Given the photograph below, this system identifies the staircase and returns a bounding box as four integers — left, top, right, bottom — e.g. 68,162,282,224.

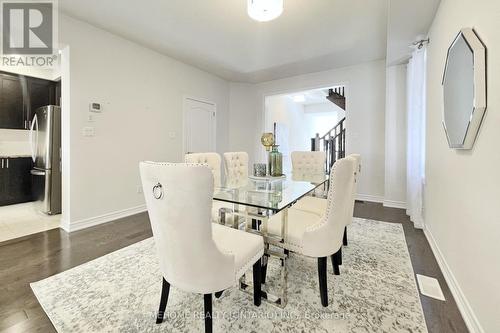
311,117,346,174
326,87,346,110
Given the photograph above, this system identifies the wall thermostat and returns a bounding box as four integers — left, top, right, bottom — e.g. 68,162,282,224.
89,103,102,113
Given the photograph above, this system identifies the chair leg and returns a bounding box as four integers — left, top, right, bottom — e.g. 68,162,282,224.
331,250,340,275
253,258,262,306
156,278,170,324
251,219,262,230
338,247,343,266
219,209,226,225
203,294,213,333
343,226,348,246
318,257,328,307
214,291,223,298
261,254,268,284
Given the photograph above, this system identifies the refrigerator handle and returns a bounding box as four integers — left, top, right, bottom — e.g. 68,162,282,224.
30,169,46,176
29,114,38,163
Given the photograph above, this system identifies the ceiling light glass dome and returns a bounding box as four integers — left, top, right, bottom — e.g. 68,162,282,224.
247,0,284,22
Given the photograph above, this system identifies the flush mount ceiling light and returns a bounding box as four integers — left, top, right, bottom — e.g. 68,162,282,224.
247,0,284,22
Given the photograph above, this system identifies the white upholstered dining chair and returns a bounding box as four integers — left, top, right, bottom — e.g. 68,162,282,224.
291,151,327,197
184,152,233,224
293,154,361,247
266,157,356,306
223,151,265,230
184,153,222,187
291,151,326,182
140,162,264,333
223,152,249,188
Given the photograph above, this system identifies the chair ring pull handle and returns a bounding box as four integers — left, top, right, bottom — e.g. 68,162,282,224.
152,183,163,199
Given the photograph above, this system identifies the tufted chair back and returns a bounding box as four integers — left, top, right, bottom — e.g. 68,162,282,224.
139,162,234,294
301,156,356,257
223,152,249,188
185,152,222,188
291,151,326,183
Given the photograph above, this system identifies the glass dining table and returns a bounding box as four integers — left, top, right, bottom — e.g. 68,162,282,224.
212,175,328,308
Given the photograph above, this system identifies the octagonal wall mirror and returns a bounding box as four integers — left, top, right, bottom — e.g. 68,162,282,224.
442,28,487,149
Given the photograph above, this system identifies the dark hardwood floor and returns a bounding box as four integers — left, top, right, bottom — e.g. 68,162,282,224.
0,202,468,332
354,202,468,333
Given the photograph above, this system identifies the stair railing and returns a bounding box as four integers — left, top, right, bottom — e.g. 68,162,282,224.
311,117,346,174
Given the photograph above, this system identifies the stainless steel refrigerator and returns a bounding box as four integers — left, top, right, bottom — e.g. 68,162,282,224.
29,105,61,215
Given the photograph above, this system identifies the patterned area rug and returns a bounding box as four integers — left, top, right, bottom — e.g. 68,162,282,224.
31,218,427,332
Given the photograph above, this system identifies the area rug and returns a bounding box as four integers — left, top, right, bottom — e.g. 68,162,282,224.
31,218,427,333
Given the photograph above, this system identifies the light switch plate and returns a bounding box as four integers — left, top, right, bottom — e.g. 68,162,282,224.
82,127,95,137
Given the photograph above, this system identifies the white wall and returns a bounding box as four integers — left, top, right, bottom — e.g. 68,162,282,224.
264,96,343,174
59,15,230,229
0,129,30,156
424,0,500,332
228,82,258,160
304,112,340,140
384,65,407,208
303,102,344,139
264,95,310,173
229,60,387,200
304,102,345,117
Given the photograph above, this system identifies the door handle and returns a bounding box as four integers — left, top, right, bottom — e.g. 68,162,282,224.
30,169,46,176
1,159,3,168
6,158,8,168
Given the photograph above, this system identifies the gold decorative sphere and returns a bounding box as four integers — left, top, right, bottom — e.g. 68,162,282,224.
261,133,275,151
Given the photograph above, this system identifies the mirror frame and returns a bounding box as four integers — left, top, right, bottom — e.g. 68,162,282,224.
442,28,487,150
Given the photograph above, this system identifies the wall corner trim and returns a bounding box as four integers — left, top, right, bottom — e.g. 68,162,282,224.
424,226,485,333
61,205,147,233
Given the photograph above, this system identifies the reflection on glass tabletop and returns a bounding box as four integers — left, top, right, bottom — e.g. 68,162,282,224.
213,175,328,212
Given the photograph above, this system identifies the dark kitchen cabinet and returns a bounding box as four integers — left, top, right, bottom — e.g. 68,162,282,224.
26,77,56,125
0,159,6,204
55,81,61,106
0,71,57,130
0,73,26,129
0,157,34,206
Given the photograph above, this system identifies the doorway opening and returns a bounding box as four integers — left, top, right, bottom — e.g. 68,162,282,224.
0,53,66,242
264,86,346,175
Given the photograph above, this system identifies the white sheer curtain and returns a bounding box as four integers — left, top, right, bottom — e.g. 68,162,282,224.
406,47,427,228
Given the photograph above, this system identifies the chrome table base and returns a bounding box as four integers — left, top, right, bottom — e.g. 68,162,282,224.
221,207,290,308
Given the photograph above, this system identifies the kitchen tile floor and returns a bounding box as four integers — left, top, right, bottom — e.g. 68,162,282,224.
0,202,60,242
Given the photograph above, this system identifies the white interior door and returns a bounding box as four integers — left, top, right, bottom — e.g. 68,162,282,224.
184,97,216,154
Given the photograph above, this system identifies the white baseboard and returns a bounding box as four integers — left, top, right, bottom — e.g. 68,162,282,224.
412,221,424,229
356,193,384,203
424,226,484,333
61,204,147,232
383,199,407,209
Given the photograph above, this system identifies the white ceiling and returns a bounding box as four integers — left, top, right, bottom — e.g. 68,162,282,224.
59,0,440,82
386,0,441,65
59,0,388,82
287,88,330,105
